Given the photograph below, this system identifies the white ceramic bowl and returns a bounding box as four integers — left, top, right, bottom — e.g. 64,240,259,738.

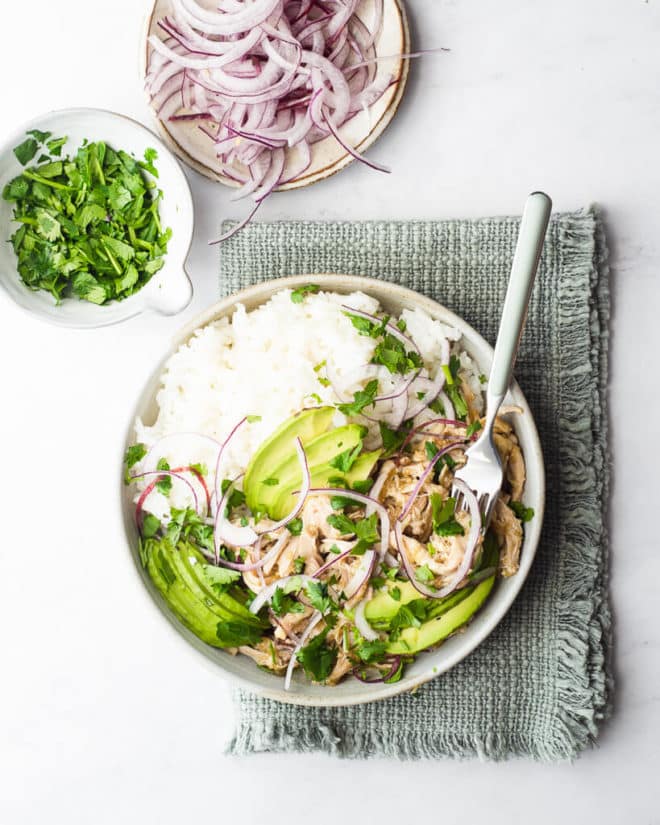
0,108,194,328
121,274,545,706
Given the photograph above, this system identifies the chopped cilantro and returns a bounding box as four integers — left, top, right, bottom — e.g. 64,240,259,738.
356,639,388,663
141,513,161,538
415,564,435,583
201,565,241,590
220,479,246,512
396,319,407,332
123,442,147,484
3,135,170,304
428,397,445,415
379,421,408,456
479,373,488,384
466,420,482,438
307,393,322,404
262,477,279,486
430,493,465,537
189,462,208,477
290,283,320,303
306,581,335,614
297,629,337,682
509,501,535,522
293,557,306,574
271,586,305,617
390,586,401,601
371,333,423,376
329,441,363,473
425,440,439,461
327,513,355,535
337,379,379,417
286,518,303,536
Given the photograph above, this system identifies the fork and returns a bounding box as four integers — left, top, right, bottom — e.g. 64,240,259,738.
452,191,552,525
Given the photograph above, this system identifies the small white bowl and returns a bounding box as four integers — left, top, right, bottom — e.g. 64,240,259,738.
120,274,545,707
0,108,194,328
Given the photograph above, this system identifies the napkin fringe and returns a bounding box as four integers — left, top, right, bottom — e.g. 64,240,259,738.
550,208,611,759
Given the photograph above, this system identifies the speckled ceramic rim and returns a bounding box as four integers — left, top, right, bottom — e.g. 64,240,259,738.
120,274,545,707
139,0,410,190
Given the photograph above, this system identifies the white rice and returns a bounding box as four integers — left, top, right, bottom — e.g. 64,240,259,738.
134,289,484,507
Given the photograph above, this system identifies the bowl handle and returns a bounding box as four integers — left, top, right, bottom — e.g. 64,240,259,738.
145,267,193,316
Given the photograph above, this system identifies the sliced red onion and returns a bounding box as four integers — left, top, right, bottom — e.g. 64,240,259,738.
306,488,390,560
254,437,310,534
285,610,323,690
398,417,470,456
353,596,379,640
344,550,376,599
214,475,258,557
213,416,248,507
131,469,201,515
146,0,407,241
322,109,390,173
394,478,482,600
353,655,401,684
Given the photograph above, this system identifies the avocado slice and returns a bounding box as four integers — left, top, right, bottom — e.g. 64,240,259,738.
146,540,265,648
244,407,335,512
177,543,266,629
147,542,226,646
250,424,365,516
269,448,382,520
365,580,474,626
385,575,496,655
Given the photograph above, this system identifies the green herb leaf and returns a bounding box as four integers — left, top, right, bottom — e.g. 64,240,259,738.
356,639,388,663
337,379,379,417
271,586,306,617
13,138,39,165
293,556,306,574
262,477,279,487
306,581,335,614
466,420,482,438
509,501,535,522
141,513,161,538
415,564,435,583
379,421,408,456
297,629,337,682
290,283,320,303
286,518,303,536
329,441,362,473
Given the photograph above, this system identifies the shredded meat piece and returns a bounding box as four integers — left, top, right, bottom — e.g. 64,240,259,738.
239,639,289,674
277,529,322,577
302,495,344,539
490,498,523,577
398,508,473,586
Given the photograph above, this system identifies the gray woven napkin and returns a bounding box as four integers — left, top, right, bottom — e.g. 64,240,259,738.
218,210,612,760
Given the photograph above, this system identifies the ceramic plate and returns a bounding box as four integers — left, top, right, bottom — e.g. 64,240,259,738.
140,0,410,189
120,274,545,707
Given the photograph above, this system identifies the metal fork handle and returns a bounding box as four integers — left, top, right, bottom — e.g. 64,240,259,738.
488,192,552,399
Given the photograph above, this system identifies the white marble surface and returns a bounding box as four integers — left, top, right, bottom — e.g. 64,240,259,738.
1,1,658,822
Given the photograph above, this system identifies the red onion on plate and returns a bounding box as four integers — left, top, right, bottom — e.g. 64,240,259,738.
145,0,413,240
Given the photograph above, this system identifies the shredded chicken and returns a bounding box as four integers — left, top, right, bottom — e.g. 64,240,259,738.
490,498,523,577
